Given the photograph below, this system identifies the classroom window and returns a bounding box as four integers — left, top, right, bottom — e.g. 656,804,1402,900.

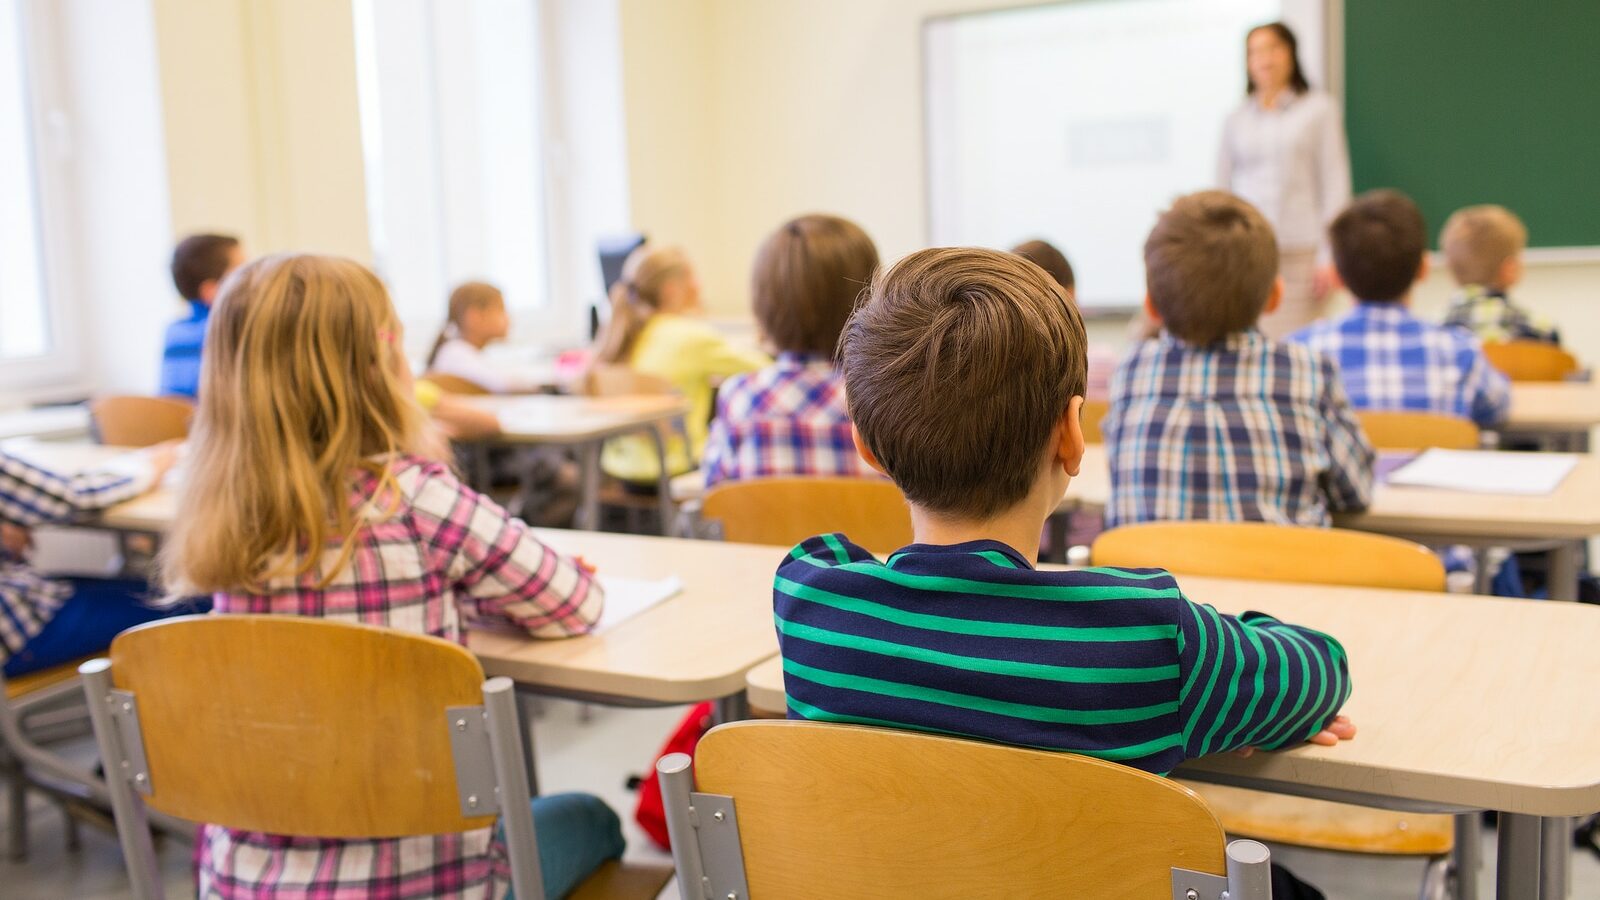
0,2,53,365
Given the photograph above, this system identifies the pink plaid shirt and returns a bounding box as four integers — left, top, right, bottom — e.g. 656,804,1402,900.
701,353,875,487
198,455,602,899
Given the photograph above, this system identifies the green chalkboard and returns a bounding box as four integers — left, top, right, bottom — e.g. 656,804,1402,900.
1344,0,1600,249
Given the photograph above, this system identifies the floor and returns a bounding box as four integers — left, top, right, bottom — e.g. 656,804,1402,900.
2,698,1596,899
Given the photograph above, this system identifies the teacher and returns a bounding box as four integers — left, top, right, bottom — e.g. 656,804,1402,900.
1217,22,1351,338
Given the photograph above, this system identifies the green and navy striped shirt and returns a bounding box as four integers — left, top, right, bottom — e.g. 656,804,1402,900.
774,534,1351,775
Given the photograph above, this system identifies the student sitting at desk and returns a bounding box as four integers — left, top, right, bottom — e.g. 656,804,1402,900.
1290,190,1511,429
425,281,549,393
159,233,244,399
774,248,1352,898
1102,191,1373,528
1440,204,1561,346
159,253,622,900
702,214,879,486
0,443,192,678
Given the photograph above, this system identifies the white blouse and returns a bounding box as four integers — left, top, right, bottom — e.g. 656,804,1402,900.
1217,89,1351,254
428,338,543,394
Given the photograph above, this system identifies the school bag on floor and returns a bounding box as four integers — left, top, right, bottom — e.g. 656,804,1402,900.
632,702,714,850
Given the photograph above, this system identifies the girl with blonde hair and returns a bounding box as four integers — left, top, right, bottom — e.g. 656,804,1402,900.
593,243,768,484
161,254,623,899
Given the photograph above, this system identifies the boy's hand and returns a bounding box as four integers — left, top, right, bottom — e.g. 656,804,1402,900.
144,440,184,484
1,523,32,558
1308,714,1357,746
1229,715,1356,758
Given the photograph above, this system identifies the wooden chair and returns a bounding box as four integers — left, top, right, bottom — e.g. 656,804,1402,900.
0,657,108,860
89,396,192,447
1482,340,1579,382
80,616,670,900
1080,399,1108,443
658,720,1272,898
701,477,913,553
1091,521,1457,894
419,372,491,395
1356,410,1480,451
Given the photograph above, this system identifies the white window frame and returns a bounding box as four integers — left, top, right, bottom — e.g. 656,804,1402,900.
0,0,87,401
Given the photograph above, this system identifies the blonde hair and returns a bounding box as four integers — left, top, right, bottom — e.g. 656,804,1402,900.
593,244,690,364
160,254,431,594
1441,205,1527,287
427,281,505,368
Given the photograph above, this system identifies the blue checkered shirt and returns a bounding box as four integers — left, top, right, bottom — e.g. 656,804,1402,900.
1102,330,1374,529
1289,302,1511,429
702,353,874,488
0,451,153,660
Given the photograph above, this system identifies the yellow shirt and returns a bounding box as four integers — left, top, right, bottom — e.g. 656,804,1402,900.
601,314,770,483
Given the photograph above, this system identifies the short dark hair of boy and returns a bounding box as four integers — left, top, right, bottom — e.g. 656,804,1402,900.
751,214,879,356
1329,189,1427,302
1143,191,1277,347
1010,239,1075,292
842,248,1087,519
171,234,242,300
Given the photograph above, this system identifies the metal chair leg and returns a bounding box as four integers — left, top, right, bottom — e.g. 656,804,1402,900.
5,755,26,860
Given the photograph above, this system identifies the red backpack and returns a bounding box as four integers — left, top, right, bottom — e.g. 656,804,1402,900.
633,702,714,849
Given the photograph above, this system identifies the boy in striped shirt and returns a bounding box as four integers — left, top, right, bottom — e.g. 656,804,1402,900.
774,248,1355,777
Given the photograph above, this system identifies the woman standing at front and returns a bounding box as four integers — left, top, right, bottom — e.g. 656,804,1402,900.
1218,22,1351,338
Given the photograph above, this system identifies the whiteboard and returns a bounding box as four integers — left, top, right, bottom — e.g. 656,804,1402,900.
924,0,1282,311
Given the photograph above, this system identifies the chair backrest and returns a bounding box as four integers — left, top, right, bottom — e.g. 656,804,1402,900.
90,396,193,447
1092,521,1446,592
1081,399,1108,443
100,615,497,837
583,363,677,398
420,372,491,396
1482,340,1579,382
701,477,913,552
677,720,1234,897
1355,410,1480,450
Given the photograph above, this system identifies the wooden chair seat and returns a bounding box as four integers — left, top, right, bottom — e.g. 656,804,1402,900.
566,859,675,900
1482,340,1579,382
700,477,912,553
420,372,491,395
1179,783,1453,856
1355,410,1479,451
1081,399,1108,443
89,396,193,447
5,657,97,700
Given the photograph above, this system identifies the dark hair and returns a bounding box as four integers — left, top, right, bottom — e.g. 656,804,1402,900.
1329,190,1428,303
1246,22,1311,95
751,214,878,357
1010,239,1075,293
1144,191,1278,346
842,248,1086,519
171,234,242,301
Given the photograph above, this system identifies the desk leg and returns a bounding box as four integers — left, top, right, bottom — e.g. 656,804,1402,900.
647,426,674,536
515,691,542,796
1497,813,1542,900
1541,817,1570,900
1455,813,1482,900
1549,543,1580,602
576,441,601,532
712,694,749,725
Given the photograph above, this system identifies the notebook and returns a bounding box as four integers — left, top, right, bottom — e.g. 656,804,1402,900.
593,574,684,633
1386,449,1579,496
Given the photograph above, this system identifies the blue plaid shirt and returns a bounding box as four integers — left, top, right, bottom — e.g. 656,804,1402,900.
702,353,874,488
0,451,153,660
159,299,210,398
1289,302,1511,429
1102,330,1374,529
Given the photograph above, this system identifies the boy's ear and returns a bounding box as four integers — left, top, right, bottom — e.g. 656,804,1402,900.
851,424,889,477
1415,252,1431,283
1058,396,1086,478
1499,254,1524,288
197,278,221,305
1142,293,1161,326
1262,276,1285,315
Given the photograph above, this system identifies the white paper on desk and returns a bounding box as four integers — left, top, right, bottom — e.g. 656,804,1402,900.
593,575,683,633
1386,449,1579,495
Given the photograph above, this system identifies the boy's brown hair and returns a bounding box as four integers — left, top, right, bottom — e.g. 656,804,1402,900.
1144,191,1277,346
1441,205,1526,288
842,248,1086,519
751,214,879,356
1011,239,1075,292
1328,189,1427,302
171,233,242,300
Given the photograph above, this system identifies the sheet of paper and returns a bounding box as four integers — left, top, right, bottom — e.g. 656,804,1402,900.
593,574,683,633
1386,449,1579,496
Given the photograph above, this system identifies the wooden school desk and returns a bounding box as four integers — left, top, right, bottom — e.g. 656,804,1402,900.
460,394,689,533
1065,444,1600,601
1503,382,1600,451
747,579,1600,899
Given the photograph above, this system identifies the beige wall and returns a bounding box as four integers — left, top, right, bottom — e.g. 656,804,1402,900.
616,0,1599,361
150,0,370,260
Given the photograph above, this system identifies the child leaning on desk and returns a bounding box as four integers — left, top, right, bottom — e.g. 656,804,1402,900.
773,248,1354,899
157,253,623,900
